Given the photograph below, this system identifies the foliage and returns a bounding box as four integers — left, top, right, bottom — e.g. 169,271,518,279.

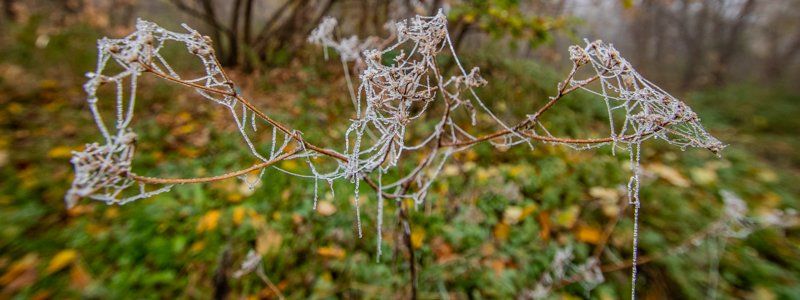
0,13,798,300
448,0,572,49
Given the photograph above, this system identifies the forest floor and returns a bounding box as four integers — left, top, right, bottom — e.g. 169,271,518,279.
0,20,798,299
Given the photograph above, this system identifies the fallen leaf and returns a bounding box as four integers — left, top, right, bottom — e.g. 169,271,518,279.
489,259,506,274
756,169,778,183
431,238,455,263
189,241,206,253
31,290,52,300
45,249,77,274
589,187,619,203
648,163,690,187
256,229,282,255
410,228,426,249
690,167,717,185
538,212,551,240
317,245,346,259
47,145,77,159
316,200,336,216
280,160,299,172
232,206,247,226
494,222,510,241
69,264,92,288
555,205,580,229
575,225,602,244
0,254,38,285
503,206,524,225
0,150,7,168
196,210,221,233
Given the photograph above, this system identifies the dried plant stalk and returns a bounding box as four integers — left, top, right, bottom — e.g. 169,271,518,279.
67,11,726,299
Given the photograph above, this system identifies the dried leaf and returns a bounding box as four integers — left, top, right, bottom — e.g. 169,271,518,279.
256,229,282,255
316,200,337,216
0,254,38,285
690,167,717,185
555,205,580,229
503,206,524,225
494,222,510,241
317,245,346,259
45,249,77,274
232,206,247,226
538,212,551,240
589,187,619,203
575,225,602,244
69,264,92,288
196,210,221,233
47,145,77,159
648,163,690,187
410,228,426,249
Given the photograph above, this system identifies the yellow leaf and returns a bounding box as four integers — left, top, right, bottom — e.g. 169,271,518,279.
521,203,538,219
226,193,244,203
104,207,119,219
280,160,299,172
190,241,206,253
494,222,510,241
47,146,76,159
196,210,221,233
648,163,690,187
317,245,346,259
555,205,580,229
232,206,247,226
620,0,634,9
172,123,197,135
46,249,77,274
575,225,603,244
410,228,426,249
506,165,527,178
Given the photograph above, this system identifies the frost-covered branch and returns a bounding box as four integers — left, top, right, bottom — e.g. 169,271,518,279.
66,10,727,299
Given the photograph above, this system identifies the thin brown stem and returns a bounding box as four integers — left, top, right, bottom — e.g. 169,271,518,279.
130,149,298,184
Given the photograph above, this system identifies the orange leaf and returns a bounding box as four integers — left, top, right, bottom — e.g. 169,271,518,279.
538,212,551,241
232,206,247,226
196,210,221,233
317,245,346,259
0,254,38,285
69,264,92,288
494,222,510,241
575,225,603,245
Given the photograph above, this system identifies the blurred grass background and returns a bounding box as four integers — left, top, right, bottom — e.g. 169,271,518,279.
1,1,799,299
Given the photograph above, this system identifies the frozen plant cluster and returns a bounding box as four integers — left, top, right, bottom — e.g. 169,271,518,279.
67,10,728,298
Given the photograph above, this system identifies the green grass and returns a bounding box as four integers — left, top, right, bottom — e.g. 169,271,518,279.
0,18,798,299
